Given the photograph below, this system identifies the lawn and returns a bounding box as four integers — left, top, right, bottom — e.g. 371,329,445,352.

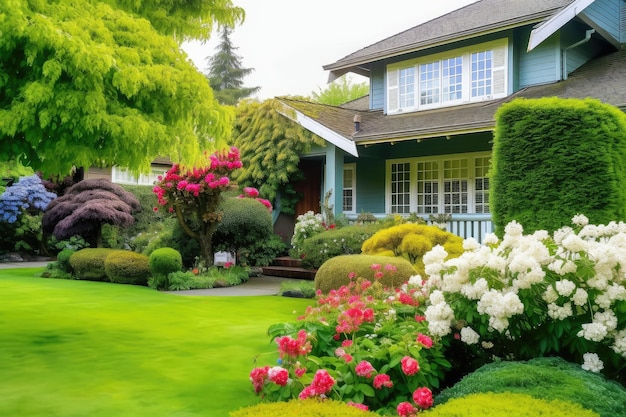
0,267,313,417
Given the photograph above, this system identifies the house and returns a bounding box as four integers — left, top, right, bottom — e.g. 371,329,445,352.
278,0,626,242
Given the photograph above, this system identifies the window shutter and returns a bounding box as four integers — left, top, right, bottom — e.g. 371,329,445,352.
387,69,399,113
492,44,507,96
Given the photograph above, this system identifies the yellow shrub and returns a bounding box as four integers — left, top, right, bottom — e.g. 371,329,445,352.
314,254,416,293
230,399,378,417
361,224,463,275
69,248,125,281
423,393,599,417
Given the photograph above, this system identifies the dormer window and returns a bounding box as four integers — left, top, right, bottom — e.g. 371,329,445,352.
387,39,508,114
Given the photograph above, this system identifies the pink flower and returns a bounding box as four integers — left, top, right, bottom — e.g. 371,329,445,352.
257,198,273,211
249,366,269,393
298,385,317,399
384,264,397,272
223,262,233,269
355,360,376,378
302,369,335,397
341,340,353,348
295,366,306,378
243,187,259,198
413,387,434,409
342,353,353,363
397,401,417,417
275,330,311,359
401,356,420,376
416,333,433,349
348,271,357,280
374,271,384,279
373,373,393,389
347,402,369,411
370,263,381,271
415,315,426,322
267,366,289,386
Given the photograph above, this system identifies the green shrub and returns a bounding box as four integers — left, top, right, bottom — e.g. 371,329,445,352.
69,248,123,281
299,223,385,269
104,251,151,286
166,271,211,291
314,254,416,293
56,249,75,273
423,392,599,417
230,399,379,417
149,247,182,277
212,197,281,266
361,223,463,275
492,97,626,235
435,357,626,417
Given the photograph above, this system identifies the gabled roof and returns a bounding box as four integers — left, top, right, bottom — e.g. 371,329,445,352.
282,48,626,148
323,0,575,80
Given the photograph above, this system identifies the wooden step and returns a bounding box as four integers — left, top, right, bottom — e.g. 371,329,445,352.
261,257,317,280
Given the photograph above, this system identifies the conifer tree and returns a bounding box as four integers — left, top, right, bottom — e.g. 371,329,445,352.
205,26,260,105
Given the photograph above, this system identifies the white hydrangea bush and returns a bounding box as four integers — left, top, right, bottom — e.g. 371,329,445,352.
290,211,326,255
423,214,626,376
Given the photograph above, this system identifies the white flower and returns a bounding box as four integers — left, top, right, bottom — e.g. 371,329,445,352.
555,279,576,297
542,286,559,304
577,322,608,342
611,329,626,357
408,274,423,287
594,310,618,332
481,341,494,349
561,233,588,253
460,278,489,300
463,238,481,251
571,288,588,306
429,290,446,306
504,220,523,237
581,352,604,373
547,302,573,320
483,233,499,245
460,327,480,345
572,214,589,227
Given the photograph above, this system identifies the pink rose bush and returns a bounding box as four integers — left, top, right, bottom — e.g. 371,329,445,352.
249,266,447,415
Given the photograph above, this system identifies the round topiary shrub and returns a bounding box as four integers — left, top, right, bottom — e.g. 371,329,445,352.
69,248,123,281
213,197,281,266
361,223,464,275
230,398,379,417
422,392,599,417
104,251,151,286
435,357,626,417
149,247,182,277
56,249,75,273
314,254,416,293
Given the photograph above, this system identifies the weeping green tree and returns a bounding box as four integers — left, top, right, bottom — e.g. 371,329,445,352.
0,0,244,177
491,97,626,234
205,26,260,106
231,98,326,214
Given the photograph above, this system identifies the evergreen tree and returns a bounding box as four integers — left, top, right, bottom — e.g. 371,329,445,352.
205,26,260,105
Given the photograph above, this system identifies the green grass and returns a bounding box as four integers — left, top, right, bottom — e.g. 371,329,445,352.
0,268,313,417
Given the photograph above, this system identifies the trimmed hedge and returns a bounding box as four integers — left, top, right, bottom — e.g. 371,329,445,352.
69,248,124,281
423,392,599,417
435,357,626,417
104,251,151,286
299,223,385,270
56,249,75,273
149,247,182,277
360,223,463,275
230,398,379,417
492,97,626,234
315,254,416,293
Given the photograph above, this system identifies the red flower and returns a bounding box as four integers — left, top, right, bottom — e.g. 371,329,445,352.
413,387,433,409
373,373,393,389
347,402,368,411
397,402,417,417
268,366,289,386
400,356,420,376
355,360,376,378
416,333,433,349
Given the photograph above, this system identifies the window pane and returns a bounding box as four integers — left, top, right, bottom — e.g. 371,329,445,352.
416,161,439,214
391,162,411,214
442,56,463,102
419,62,440,105
471,50,493,98
474,157,491,213
399,67,415,109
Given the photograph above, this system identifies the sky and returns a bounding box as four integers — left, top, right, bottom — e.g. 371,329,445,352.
182,0,477,100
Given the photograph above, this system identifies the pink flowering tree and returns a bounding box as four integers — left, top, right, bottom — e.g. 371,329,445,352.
153,147,243,266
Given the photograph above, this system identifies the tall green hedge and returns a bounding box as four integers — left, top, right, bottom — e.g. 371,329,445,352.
491,98,626,234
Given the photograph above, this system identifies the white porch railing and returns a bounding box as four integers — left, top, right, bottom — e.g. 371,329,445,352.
345,213,494,244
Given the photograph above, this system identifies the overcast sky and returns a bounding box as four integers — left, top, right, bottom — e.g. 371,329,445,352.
182,0,477,100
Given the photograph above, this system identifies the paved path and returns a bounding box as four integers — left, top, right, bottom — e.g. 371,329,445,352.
0,261,295,297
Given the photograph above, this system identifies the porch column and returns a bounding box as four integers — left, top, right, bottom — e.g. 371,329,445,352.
324,145,344,216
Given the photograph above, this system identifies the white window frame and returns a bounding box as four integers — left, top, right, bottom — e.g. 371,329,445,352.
386,39,508,114
385,152,491,215
343,163,356,214
112,166,168,186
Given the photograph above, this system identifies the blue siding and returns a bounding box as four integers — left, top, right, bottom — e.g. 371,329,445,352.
519,30,561,87
582,0,621,41
370,63,385,111
354,154,386,213
561,21,611,76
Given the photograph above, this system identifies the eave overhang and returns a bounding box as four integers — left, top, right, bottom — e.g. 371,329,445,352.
528,0,596,51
